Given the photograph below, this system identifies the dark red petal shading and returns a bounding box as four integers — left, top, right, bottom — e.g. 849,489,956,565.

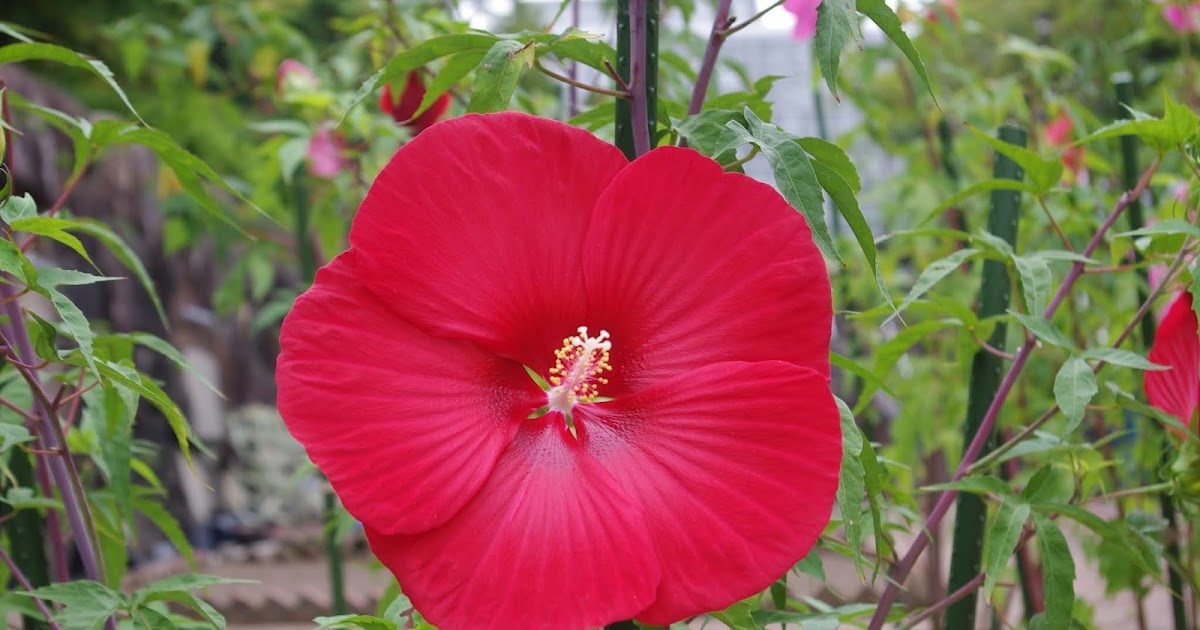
1146,291,1199,428
367,421,661,630
582,146,832,396
577,361,841,624
349,112,627,369
276,251,540,536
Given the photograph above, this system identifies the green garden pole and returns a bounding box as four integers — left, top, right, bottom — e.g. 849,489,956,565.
944,124,1027,630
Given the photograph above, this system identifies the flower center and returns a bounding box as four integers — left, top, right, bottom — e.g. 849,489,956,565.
546,326,612,415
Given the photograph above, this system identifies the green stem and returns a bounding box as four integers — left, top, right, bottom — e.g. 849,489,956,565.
614,0,658,159
291,176,346,615
1114,72,1186,630
943,124,1027,630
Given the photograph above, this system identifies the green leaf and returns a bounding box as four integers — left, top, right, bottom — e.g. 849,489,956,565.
1053,356,1097,434
855,0,935,102
809,153,892,310
544,35,618,73
797,137,861,192
893,248,981,317
1020,465,1072,505
0,42,144,124
134,498,194,567
1013,254,1052,312
410,50,487,120
859,432,889,577
22,580,124,630
710,596,759,630
134,574,255,604
674,109,745,157
0,192,37,223
966,124,1060,194
129,605,175,630
983,499,1030,603
65,218,167,326
3,487,62,510
0,423,33,453
1029,513,1075,630
124,332,223,396
0,239,29,284
94,385,134,528
1009,310,1075,349
835,396,867,578
830,352,895,398
468,40,535,113
314,615,398,630
732,110,842,265
1079,348,1166,371
344,34,501,121
1113,219,1200,240
89,121,264,231
814,0,855,99
45,286,100,376
795,548,826,580
10,217,95,267
924,475,1018,500
919,179,1040,226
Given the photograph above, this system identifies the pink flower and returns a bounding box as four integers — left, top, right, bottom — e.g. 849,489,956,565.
276,59,318,98
1041,111,1085,181
306,126,346,178
276,113,841,629
1163,2,1200,33
1146,291,1200,431
785,0,823,40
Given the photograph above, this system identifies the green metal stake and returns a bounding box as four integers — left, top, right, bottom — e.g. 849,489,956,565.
944,124,1027,630
1,448,50,630
1114,71,1187,630
291,176,347,616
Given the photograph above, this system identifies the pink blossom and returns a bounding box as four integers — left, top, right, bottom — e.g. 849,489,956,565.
306,126,347,179
276,59,318,97
1163,3,1200,33
785,0,822,40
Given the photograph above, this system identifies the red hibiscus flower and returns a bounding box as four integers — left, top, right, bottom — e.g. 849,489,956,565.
379,71,450,133
1042,111,1085,181
276,113,841,630
1146,291,1200,430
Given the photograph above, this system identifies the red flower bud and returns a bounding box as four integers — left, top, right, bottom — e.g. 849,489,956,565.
379,71,451,134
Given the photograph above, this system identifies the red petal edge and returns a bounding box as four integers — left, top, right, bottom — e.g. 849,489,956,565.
578,360,842,624
348,112,628,369
368,421,661,630
1146,291,1200,429
276,251,541,535
582,146,832,396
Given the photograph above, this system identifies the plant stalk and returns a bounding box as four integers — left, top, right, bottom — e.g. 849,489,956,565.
944,124,1026,630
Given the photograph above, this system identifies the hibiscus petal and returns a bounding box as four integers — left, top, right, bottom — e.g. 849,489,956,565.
349,112,627,368
578,360,841,624
1146,291,1200,428
583,146,832,395
277,251,541,535
368,421,661,630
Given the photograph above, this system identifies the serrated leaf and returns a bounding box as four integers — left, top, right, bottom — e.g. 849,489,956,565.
919,179,1040,226
966,124,1060,194
22,580,123,630
89,121,263,231
0,239,28,283
0,42,144,124
0,192,37,223
1113,219,1200,240
66,218,167,326
129,605,175,630
314,615,398,630
1013,254,1052,312
809,155,893,311
835,396,867,579
134,574,255,604
0,423,33,453
1054,356,1097,434
924,474,1018,499
710,597,759,630
856,0,934,102
124,332,222,396
468,40,534,113
1029,514,1075,630
674,109,745,157
733,110,842,265
544,36,618,73
1079,348,1166,371
893,248,981,317
814,0,855,99
830,352,895,398
1009,310,1075,349
45,287,99,377
3,487,61,510
134,498,194,567
343,34,501,121
410,50,487,120
797,137,861,192
983,500,1030,603
795,548,826,580
9,217,95,267
1020,465,1072,505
